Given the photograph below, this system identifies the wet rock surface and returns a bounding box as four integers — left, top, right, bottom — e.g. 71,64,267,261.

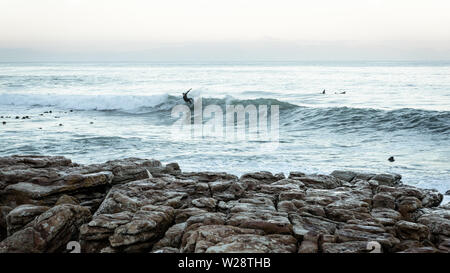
0,155,448,253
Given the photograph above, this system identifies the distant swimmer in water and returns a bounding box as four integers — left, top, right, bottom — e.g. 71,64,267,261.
182,88,193,104
322,89,326,94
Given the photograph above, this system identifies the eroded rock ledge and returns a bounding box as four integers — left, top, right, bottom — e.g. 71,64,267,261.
0,155,448,253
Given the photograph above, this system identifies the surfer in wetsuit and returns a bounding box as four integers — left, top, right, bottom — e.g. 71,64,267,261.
182,88,193,104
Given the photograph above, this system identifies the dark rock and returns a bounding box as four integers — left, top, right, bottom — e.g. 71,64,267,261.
152,222,187,251
205,234,297,253
178,171,237,183
397,196,422,218
398,246,439,253
0,206,12,240
330,170,356,182
108,205,174,250
0,157,448,253
373,193,396,209
288,171,305,179
325,199,372,222
0,204,91,253
191,198,217,211
296,175,342,189
371,208,401,226
290,214,337,239
240,171,281,184
370,173,401,186
395,220,430,241
417,208,450,237
298,232,320,253
335,227,399,248
2,171,113,207
322,241,374,253
226,197,292,234
181,225,264,253
165,162,181,174
6,204,50,236
55,195,80,206
421,189,443,207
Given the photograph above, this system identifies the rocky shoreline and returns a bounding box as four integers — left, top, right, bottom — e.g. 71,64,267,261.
0,155,448,253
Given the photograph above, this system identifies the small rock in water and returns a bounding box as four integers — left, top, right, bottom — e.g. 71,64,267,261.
388,156,395,162
90,122,94,124
70,110,73,112
2,121,6,125
59,123,63,126
15,116,19,119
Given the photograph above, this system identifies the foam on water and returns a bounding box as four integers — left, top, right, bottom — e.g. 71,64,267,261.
0,93,170,111
0,62,449,201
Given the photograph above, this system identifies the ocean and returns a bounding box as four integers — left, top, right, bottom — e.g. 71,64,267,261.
0,61,449,198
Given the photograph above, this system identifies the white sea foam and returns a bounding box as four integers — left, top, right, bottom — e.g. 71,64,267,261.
0,62,449,197
0,93,170,111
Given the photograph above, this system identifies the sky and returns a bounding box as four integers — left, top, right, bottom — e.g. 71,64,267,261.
1,0,450,61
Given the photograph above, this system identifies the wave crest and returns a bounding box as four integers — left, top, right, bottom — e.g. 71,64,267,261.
1,92,448,134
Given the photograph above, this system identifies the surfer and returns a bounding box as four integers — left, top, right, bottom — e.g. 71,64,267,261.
182,88,193,104
322,89,326,94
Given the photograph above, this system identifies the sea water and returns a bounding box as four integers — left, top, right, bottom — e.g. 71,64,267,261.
0,61,449,199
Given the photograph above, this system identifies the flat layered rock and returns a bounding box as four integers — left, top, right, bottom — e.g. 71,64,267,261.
395,220,430,241
181,225,265,253
0,155,449,253
240,171,282,184
417,208,450,237
335,228,400,249
295,175,342,189
205,234,297,253
6,204,49,236
0,155,73,168
371,208,402,226
290,214,337,239
322,241,373,253
81,205,174,252
84,158,164,184
3,171,112,204
152,222,187,251
0,206,12,240
226,197,292,234
0,204,91,253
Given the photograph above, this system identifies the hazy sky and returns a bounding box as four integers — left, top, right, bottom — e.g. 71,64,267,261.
1,0,450,61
